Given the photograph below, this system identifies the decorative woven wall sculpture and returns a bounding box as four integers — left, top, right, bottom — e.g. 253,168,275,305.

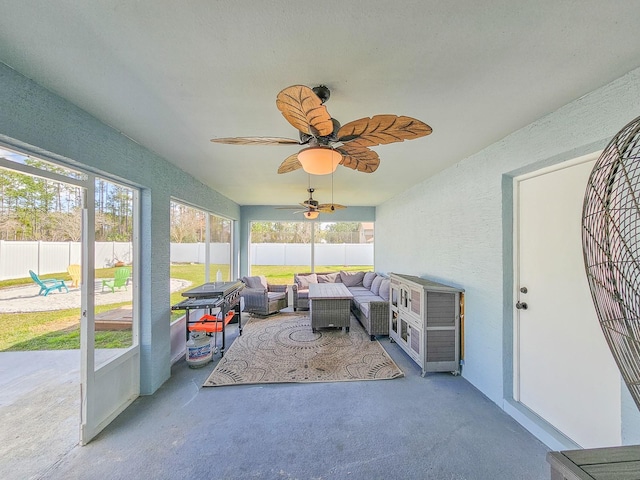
582,115,640,411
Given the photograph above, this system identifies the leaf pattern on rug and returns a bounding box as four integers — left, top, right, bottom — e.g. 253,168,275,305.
204,313,403,386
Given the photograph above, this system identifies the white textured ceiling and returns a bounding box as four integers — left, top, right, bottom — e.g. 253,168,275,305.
1,1,640,207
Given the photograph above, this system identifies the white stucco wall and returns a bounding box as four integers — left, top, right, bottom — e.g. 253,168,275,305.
376,67,640,442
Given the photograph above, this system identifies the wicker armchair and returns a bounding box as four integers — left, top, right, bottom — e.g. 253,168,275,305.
240,276,288,316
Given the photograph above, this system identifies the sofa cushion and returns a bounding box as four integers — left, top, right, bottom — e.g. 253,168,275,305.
362,271,377,289
340,270,364,287
348,286,371,295
379,279,391,301
353,294,378,309
267,292,286,301
359,302,371,317
295,273,317,288
242,275,267,290
317,272,340,283
353,293,377,305
297,289,309,299
370,275,384,295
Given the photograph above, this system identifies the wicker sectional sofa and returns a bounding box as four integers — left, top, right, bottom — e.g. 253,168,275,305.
292,270,390,340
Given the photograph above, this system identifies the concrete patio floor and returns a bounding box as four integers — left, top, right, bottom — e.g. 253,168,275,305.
0,348,123,480
0,315,552,480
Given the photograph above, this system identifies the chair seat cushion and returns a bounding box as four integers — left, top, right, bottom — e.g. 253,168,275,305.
268,292,286,301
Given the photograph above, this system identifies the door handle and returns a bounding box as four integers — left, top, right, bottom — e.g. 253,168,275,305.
516,301,528,310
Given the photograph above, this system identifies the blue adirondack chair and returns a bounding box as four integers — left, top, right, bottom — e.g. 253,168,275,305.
102,267,131,293
29,270,69,296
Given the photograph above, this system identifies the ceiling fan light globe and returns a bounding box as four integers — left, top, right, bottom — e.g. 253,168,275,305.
298,147,342,175
303,210,320,220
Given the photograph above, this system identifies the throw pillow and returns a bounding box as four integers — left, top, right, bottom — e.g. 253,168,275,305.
340,270,364,287
317,272,340,283
295,273,317,288
362,271,377,289
243,275,268,290
379,279,391,301
370,275,384,295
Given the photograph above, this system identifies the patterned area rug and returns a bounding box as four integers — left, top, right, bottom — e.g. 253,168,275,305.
204,313,403,386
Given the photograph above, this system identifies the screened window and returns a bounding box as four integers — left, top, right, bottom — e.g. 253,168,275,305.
169,201,232,317
249,221,373,284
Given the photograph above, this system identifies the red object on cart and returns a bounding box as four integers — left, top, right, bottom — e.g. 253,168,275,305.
188,310,235,333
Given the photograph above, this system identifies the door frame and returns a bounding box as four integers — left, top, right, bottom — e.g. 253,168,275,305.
510,151,604,448
80,175,140,444
512,151,600,402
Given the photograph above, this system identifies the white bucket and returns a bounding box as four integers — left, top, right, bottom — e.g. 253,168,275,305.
186,331,212,368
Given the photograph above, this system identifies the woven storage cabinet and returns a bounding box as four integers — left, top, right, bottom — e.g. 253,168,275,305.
389,273,464,376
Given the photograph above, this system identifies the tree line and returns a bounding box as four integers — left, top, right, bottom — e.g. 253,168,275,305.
1,158,365,244
1,158,133,241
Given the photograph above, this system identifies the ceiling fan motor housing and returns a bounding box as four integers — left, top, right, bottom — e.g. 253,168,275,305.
312,85,330,104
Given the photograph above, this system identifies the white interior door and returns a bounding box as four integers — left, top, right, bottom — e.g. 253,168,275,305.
514,154,622,448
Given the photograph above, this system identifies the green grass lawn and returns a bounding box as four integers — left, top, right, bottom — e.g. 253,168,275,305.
0,264,372,351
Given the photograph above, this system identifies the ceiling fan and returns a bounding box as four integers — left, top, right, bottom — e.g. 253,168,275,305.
211,84,432,175
277,188,346,219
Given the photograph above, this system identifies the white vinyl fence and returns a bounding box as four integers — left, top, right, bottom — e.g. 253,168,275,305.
249,243,373,266
0,241,373,280
170,242,231,265
0,240,134,280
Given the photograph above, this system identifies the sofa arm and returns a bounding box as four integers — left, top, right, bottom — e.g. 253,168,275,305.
241,288,267,313
367,301,389,336
241,287,267,295
267,284,288,294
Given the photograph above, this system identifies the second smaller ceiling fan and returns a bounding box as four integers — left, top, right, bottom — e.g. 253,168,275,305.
276,188,346,219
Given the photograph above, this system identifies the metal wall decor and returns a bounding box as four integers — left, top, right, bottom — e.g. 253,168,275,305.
582,115,640,411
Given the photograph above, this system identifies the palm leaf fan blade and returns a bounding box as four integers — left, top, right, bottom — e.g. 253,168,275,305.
337,115,432,147
336,144,380,173
277,153,303,174
210,137,300,145
317,204,346,213
276,85,334,136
